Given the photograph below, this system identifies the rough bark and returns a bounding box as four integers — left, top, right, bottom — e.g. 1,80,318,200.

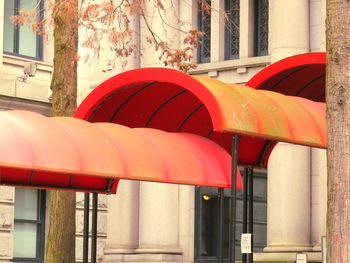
326,1,350,263
45,0,78,262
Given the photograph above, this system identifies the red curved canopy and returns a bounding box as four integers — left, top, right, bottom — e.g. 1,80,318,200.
247,52,326,101
0,111,241,193
75,67,326,167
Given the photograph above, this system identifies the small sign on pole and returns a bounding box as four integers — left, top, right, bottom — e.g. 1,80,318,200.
296,253,307,263
241,233,252,254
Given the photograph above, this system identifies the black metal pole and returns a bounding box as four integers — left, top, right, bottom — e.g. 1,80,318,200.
194,187,202,262
229,134,239,263
242,168,249,263
218,188,224,263
91,193,98,263
248,167,254,263
83,193,90,263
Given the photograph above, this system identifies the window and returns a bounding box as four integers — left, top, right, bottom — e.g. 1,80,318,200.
194,170,267,263
13,188,46,262
197,0,211,63
254,0,269,56
224,0,240,60
4,0,43,59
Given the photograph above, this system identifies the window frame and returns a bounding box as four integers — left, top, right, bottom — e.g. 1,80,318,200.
224,0,240,60
3,0,44,60
254,0,269,57
13,190,46,263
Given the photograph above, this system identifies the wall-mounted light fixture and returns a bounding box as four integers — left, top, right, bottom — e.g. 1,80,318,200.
17,62,37,82
202,195,212,201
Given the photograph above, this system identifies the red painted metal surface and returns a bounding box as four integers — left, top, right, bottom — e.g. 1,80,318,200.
75,65,326,168
0,110,241,192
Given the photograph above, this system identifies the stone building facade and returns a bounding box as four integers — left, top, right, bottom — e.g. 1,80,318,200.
0,0,327,262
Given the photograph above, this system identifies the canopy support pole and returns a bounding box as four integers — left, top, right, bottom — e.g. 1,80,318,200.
242,168,249,263
91,193,98,263
229,134,239,263
218,188,224,263
83,193,90,263
248,167,254,263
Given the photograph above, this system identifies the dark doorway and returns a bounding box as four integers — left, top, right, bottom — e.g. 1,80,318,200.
194,170,267,263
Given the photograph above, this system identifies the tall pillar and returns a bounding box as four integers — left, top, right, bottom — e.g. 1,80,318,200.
311,148,327,251
265,143,312,252
270,0,309,62
320,0,326,51
103,181,140,262
310,0,326,52
266,0,312,254
210,0,225,62
0,0,5,74
80,10,140,102
140,0,179,68
135,182,181,255
239,0,255,58
178,185,195,262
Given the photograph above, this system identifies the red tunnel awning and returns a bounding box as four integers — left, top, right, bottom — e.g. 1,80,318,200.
75,67,326,167
247,52,326,101
0,110,242,193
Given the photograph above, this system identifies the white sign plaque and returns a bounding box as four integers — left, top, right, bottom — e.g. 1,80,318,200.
241,233,252,254
296,253,307,263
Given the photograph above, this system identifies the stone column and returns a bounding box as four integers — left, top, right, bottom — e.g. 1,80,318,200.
135,182,181,255
140,0,179,67
320,0,326,51
265,143,312,252
310,0,326,52
80,7,140,103
103,180,140,262
270,0,309,62
0,0,4,73
178,185,195,262
265,0,312,254
239,0,255,58
311,148,327,251
210,0,225,62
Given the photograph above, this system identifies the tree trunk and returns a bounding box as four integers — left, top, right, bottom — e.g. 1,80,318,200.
326,1,350,263
45,0,78,262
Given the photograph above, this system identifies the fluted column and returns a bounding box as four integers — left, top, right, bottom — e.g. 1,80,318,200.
311,148,327,251
135,182,181,254
265,0,312,254
270,0,309,62
140,0,179,67
103,180,140,262
265,143,312,252
320,0,326,50
0,0,5,74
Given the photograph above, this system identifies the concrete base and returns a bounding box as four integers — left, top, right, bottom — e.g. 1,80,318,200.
135,247,182,254
313,245,322,252
254,252,322,262
264,244,313,252
103,253,182,263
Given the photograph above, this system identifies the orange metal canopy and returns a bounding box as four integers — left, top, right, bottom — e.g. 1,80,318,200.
0,110,241,193
75,67,326,168
193,77,326,148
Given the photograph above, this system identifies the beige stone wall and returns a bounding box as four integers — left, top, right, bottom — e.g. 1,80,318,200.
0,0,53,104
0,186,14,263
